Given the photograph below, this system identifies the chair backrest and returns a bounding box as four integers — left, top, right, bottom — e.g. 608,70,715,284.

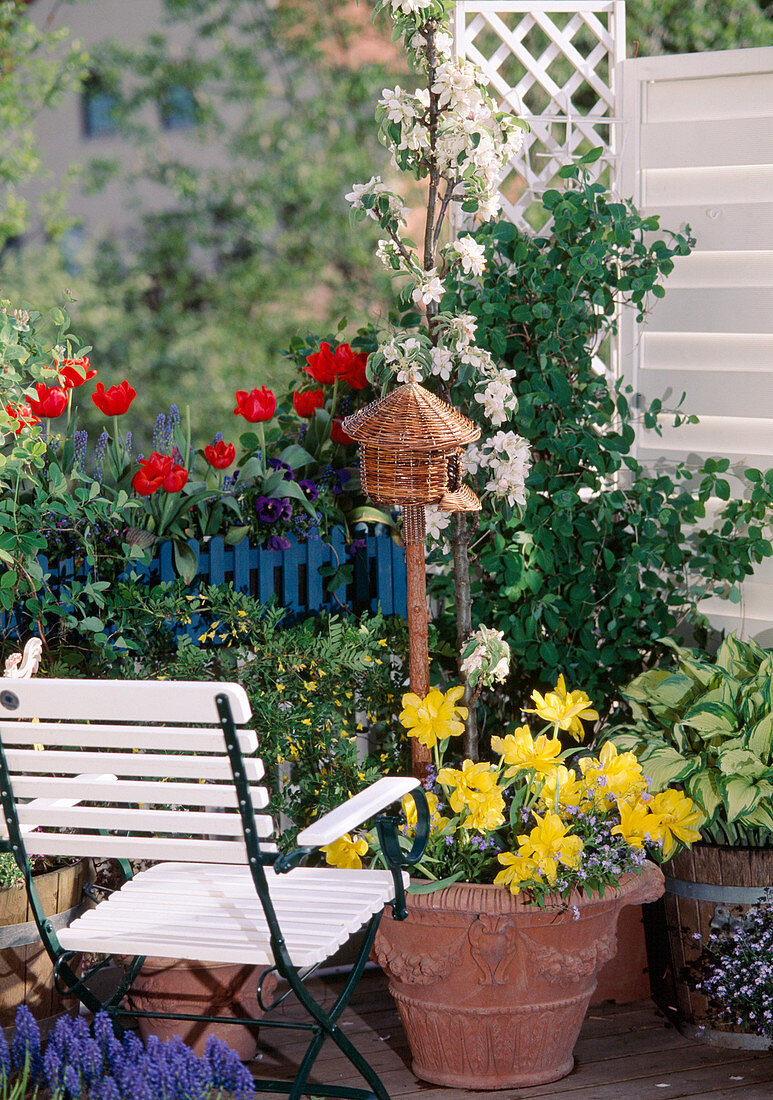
0,678,274,864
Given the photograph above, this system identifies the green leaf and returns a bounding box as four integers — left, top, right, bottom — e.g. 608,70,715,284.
681,701,738,734
407,872,464,894
746,713,773,762
275,478,318,518
224,526,250,546
639,744,695,790
722,776,760,823
347,506,398,530
173,541,199,584
686,771,722,819
279,444,315,470
718,748,767,779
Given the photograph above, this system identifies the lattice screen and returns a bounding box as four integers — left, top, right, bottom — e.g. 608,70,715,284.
452,1,626,232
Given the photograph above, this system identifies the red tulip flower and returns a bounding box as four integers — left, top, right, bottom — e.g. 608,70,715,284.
293,388,324,418
58,357,97,389
92,380,136,416
305,342,369,390
27,382,68,419
132,451,189,496
331,418,355,446
204,440,236,469
304,342,338,386
5,403,40,434
233,386,276,423
335,344,369,390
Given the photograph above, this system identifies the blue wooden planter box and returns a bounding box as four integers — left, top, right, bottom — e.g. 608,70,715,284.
40,529,407,622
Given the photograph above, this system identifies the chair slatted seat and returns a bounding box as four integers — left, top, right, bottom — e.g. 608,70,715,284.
0,677,429,1100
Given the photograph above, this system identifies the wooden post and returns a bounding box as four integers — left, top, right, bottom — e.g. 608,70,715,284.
403,504,431,778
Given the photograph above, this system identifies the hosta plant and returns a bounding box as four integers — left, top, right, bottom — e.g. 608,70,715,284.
605,633,773,846
323,675,702,905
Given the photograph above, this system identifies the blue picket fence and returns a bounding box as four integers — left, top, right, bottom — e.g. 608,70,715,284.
39,530,408,621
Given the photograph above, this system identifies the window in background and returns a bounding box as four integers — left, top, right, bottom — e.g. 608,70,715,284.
81,74,119,138
159,84,197,131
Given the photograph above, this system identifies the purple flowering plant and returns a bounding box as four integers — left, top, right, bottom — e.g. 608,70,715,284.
693,888,773,1040
0,1004,255,1099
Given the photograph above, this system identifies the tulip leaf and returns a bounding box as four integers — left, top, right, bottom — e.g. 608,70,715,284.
408,872,464,894
173,541,199,585
279,444,315,470
274,479,317,518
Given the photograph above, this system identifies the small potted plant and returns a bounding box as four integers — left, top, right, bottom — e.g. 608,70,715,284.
604,632,773,1041
322,672,701,1089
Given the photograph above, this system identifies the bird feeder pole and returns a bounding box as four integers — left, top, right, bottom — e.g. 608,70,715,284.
342,383,481,779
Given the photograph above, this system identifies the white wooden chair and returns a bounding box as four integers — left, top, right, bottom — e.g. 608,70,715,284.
0,677,429,1100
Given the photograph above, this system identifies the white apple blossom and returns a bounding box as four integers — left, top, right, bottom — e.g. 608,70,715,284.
477,191,502,222
425,505,453,542
412,269,445,306
379,85,418,126
481,431,532,508
432,59,481,111
429,345,455,382
443,313,477,350
345,176,406,224
447,235,487,277
397,364,424,384
376,239,400,270
460,345,495,373
390,0,431,14
474,368,518,427
460,625,511,689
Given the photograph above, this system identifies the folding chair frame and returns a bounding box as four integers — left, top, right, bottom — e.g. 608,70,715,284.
0,692,430,1100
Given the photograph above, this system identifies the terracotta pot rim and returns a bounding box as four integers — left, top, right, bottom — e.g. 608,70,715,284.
406,860,663,914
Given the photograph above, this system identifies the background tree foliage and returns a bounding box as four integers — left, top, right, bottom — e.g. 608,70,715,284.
627,0,773,56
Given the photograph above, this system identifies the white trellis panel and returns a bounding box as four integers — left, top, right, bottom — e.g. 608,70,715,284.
619,46,773,642
452,1,626,231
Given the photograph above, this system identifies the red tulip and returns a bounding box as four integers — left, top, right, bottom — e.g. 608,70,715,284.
5,403,40,434
335,344,369,391
331,418,354,446
293,388,324,418
132,465,165,496
27,382,68,419
233,386,276,423
204,440,236,469
92,380,136,416
58,357,97,389
304,342,338,385
163,464,189,493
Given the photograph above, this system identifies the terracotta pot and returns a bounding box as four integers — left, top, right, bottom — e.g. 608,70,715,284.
126,958,277,1060
374,861,664,1089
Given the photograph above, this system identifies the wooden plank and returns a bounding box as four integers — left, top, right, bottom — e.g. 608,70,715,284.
641,331,773,373
208,536,225,585
4,748,263,782
637,368,773,419
645,165,773,209
0,721,257,754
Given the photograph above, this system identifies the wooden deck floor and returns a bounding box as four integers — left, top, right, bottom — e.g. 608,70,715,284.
251,969,773,1100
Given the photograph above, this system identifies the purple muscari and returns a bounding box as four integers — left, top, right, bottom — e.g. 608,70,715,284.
169,404,180,426
298,424,307,443
63,1063,83,1098
255,496,292,524
117,1063,154,1100
74,429,88,469
152,412,167,451
43,1045,63,1093
213,430,223,444
319,463,334,484
298,478,319,502
267,534,292,551
92,1076,122,1100
11,1005,42,1083
205,1035,255,1098
94,430,109,482
0,1028,10,1083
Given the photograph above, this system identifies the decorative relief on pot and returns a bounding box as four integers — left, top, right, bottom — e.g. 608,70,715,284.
468,914,519,985
522,929,617,985
373,930,467,985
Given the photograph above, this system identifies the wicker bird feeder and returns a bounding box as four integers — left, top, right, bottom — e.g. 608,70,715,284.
342,383,480,777
342,382,481,513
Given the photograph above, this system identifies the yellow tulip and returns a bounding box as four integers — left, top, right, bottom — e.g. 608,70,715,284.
517,810,584,884
321,832,369,870
525,674,599,742
649,788,704,859
494,851,538,896
491,725,562,777
399,686,468,749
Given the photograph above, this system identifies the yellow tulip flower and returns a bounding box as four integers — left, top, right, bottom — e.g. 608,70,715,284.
525,674,599,742
539,765,587,812
321,832,369,870
649,789,704,859
580,742,648,810
611,799,664,850
491,725,562,777
399,686,468,749
517,810,584,884
494,851,538,896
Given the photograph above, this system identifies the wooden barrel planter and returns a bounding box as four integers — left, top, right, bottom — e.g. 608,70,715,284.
646,844,773,1049
0,859,91,1028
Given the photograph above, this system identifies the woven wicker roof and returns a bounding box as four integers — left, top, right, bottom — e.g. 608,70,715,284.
438,484,482,513
342,383,480,452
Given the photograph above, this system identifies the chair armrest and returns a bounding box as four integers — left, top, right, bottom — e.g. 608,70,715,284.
295,776,419,847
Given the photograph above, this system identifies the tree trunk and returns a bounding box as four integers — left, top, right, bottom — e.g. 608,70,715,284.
452,511,478,760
